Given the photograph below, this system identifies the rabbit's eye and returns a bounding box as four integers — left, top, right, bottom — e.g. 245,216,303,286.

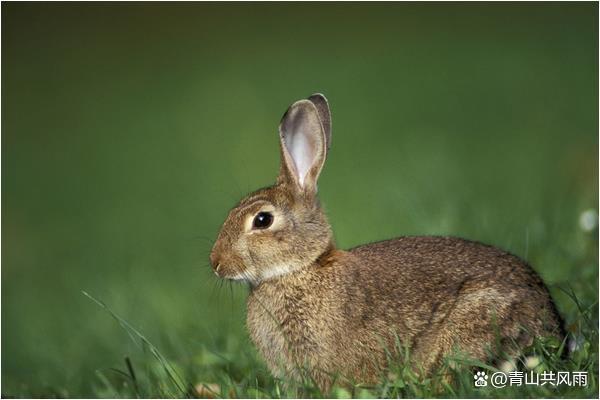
253,212,273,230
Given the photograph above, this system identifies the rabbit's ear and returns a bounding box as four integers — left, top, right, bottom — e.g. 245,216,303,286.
308,93,332,151
278,99,327,195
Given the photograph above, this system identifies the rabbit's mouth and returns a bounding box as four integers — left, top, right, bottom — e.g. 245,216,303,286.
214,263,258,283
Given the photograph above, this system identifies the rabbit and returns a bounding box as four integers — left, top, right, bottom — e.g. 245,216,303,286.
209,93,565,392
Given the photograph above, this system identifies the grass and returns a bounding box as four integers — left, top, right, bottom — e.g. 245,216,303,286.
2,2,598,398
80,284,598,399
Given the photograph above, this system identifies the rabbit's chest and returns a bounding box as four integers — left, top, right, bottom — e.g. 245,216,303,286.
246,285,330,373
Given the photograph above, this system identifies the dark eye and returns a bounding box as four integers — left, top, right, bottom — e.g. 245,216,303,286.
253,212,273,229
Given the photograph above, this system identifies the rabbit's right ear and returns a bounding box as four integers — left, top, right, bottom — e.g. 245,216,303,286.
308,93,332,151
278,99,327,196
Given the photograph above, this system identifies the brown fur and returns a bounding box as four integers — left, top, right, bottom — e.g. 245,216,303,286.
209,94,564,392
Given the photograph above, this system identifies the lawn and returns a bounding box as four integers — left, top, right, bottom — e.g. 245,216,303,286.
1,3,598,398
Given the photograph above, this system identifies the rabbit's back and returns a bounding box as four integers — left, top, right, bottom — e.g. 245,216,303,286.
350,235,547,291
349,235,562,329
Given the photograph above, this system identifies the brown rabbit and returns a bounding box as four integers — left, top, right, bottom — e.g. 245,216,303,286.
209,94,565,391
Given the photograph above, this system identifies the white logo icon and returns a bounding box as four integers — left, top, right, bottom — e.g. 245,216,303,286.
474,370,488,387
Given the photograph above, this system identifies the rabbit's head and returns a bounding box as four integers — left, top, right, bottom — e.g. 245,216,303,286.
210,94,334,285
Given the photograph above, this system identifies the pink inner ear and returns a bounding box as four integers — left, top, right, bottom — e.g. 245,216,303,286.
286,129,316,187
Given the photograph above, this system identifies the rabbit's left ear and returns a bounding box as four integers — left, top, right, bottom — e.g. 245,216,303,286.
278,99,327,195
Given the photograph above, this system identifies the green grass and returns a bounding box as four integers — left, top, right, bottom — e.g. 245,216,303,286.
2,2,598,398
71,287,600,398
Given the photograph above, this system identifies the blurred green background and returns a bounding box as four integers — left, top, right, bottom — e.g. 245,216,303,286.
2,2,598,397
